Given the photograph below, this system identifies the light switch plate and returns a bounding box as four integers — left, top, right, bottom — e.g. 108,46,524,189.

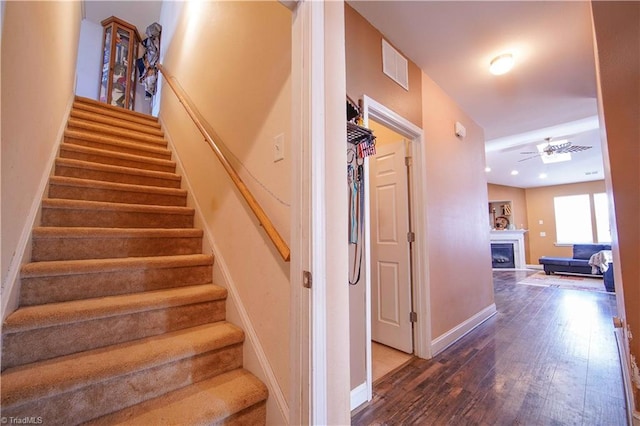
273,133,284,162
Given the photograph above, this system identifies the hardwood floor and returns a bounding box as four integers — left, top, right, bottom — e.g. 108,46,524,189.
352,270,627,425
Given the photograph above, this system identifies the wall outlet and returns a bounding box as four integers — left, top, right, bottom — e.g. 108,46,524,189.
540,231,546,237
538,219,544,225
273,133,285,162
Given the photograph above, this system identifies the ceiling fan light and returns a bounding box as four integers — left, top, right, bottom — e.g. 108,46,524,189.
489,53,514,75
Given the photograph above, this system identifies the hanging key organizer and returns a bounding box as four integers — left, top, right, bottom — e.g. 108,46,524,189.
346,102,376,285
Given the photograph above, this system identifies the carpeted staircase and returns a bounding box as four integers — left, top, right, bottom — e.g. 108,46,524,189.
1,96,268,425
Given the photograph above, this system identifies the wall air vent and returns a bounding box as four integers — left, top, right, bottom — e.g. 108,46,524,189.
382,39,409,91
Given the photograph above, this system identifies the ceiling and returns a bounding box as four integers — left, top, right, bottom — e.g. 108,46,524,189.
83,1,162,40
83,1,605,189
348,1,605,188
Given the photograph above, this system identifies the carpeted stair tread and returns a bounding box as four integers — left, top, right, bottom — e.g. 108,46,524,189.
65,129,170,157
68,117,167,146
55,157,181,188
59,143,176,173
71,101,162,130
48,176,188,206
2,285,228,368
20,253,214,278
74,96,160,124
56,157,179,182
86,369,268,426
31,227,204,261
3,284,226,333
41,198,193,215
49,175,186,196
1,321,244,408
32,226,203,239
70,109,165,137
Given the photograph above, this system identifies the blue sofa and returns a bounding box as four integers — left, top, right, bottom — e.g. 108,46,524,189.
539,244,614,292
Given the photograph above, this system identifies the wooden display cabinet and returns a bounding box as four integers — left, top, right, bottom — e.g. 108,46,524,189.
99,16,141,110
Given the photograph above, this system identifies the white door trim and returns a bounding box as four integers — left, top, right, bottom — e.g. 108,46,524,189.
361,95,431,402
291,2,350,424
289,1,313,423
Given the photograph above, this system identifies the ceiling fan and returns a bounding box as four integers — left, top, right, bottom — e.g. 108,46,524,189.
518,137,592,162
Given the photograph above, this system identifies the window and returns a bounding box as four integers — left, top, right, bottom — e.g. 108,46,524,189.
593,192,612,243
554,194,593,244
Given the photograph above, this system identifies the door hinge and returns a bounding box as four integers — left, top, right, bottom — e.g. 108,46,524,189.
409,311,418,323
405,156,413,166
407,231,415,243
303,270,312,289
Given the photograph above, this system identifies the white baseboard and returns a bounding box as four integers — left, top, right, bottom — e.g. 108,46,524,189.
160,117,289,424
1,93,75,323
614,327,638,426
431,303,497,356
350,382,368,411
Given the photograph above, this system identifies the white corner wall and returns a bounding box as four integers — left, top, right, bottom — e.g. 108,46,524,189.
76,19,103,100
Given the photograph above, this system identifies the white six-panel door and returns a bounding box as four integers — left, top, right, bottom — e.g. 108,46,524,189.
369,140,413,354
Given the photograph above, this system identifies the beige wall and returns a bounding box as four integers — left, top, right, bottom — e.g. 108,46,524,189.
1,1,81,317
487,184,528,230
345,4,422,128
422,74,495,339
345,3,494,388
591,1,640,411
524,180,606,264
345,4,424,392
157,2,291,423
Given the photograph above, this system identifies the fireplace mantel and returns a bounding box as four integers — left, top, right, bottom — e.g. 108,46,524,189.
490,230,527,269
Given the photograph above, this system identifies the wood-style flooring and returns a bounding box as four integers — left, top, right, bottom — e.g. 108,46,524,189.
352,270,627,425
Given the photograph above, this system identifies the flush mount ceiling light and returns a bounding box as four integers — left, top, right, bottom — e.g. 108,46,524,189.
489,53,514,75
510,170,519,176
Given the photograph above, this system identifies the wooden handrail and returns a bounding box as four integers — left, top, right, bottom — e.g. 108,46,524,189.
157,64,291,262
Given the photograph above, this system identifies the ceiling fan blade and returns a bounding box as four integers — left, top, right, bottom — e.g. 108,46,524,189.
550,141,572,152
518,154,542,162
556,145,592,153
520,151,538,154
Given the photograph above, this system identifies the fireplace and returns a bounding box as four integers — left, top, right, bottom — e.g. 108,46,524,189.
491,243,515,268
490,230,527,269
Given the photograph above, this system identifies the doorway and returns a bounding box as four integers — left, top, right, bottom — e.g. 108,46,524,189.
354,96,430,408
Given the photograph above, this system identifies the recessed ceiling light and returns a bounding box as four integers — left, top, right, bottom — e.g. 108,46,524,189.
539,173,547,179
489,53,514,75
510,170,519,176
485,167,491,172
